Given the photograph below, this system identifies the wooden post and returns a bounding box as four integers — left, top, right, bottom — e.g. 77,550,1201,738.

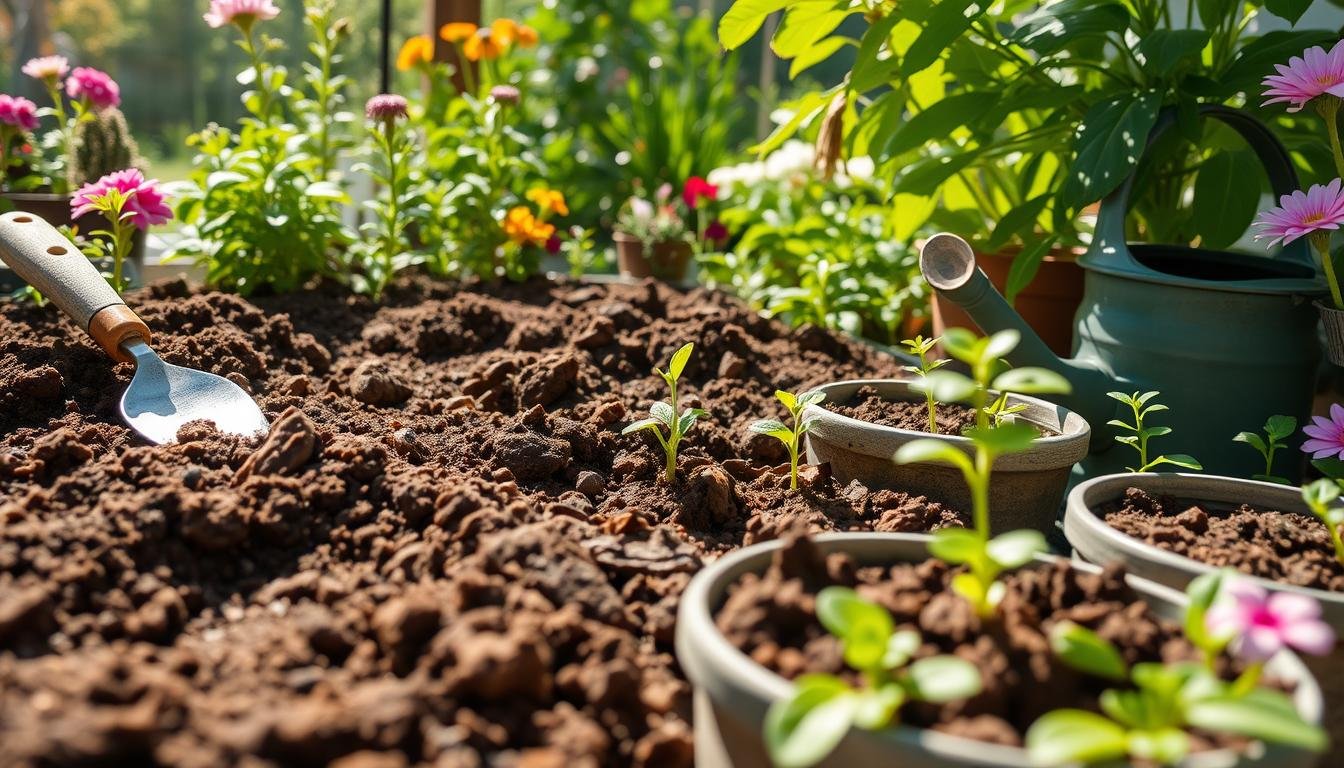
427,0,482,91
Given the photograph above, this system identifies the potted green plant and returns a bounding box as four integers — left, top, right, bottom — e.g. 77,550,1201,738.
614,178,727,282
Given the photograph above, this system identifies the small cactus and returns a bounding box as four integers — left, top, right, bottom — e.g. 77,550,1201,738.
68,107,144,187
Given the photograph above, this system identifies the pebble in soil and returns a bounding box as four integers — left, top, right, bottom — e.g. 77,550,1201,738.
0,276,967,767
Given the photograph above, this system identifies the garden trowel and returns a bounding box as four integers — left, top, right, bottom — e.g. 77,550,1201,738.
0,211,268,444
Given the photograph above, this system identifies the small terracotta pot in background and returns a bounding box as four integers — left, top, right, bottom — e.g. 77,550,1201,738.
932,246,1085,356
614,230,692,282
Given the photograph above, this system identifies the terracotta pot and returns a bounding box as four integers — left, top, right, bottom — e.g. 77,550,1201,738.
0,192,146,291
1317,301,1344,367
1065,473,1344,762
614,231,692,282
803,379,1091,535
677,531,1325,768
932,246,1084,356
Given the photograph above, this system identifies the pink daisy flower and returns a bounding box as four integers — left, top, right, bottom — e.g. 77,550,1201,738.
1262,40,1344,113
65,67,120,111
21,55,69,84
1253,178,1344,247
1206,578,1335,661
71,168,173,230
0,94,40,132
365,94,408,122
1303,402,1344,459
204,0,280,32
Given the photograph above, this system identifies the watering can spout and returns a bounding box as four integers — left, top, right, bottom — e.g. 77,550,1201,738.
919,234,1110,423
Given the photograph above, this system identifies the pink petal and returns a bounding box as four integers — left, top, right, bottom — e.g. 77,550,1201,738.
1239,626,1284,661
1268,592,1324,623
1283,620,1337,657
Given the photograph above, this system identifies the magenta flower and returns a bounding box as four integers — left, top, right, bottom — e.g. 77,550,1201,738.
705,220,729,243
365,94,408,122
0,94,39,132
204,0,280,32
21,55,69,84
490,85,521,105
1206,578,1335,661
65,67,120,111
1262,40,1344,113
1253,179,1344,247
71,169,172,230
1302,403,1344,459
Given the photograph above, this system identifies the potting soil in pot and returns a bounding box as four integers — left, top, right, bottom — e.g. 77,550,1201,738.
0,277,967,766
827,385,980,435
717,534,1268,753
1103,488,1344,593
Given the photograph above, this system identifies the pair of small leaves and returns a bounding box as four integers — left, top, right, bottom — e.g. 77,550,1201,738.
622,406,706,441
750,418,816,446
1136,454,1203,473
653,342,694,385
929,528,1046,571
776,388,825,414
1027,709,1187,767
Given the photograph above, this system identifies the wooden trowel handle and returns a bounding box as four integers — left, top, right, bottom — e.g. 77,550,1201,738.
0,211,150,364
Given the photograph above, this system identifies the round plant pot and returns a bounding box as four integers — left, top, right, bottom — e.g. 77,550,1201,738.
803,380,1090,535
1316,301,1344,367
932,246,1085,357
676,531,1324,768
0,192,145,292
614,230,692,282
1064,473,1344,762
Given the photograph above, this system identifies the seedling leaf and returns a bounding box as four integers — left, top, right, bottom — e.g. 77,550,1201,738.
992,366,1072,395
940,327,980,364
775,390,798,411
986,529,1046,569
964,422,1039,456
1233,431,1267,452
906,656,982,702
928,527,983,564
1265,415,1297,441
1050,622,1128,681
1026,709,1129,766
1155,454,1202,470
914,370,978,403
882,629,921,669
764,676,858,768
622,418,663,436
852,683,906,730
1185,694,1328,752
816,587,895,671
651,400,675,426
668,343,694,380
894,439,974,474
982,329,1021,363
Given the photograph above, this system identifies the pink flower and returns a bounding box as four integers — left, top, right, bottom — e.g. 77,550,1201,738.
490,85,521,105
1206,578,1335,661
204,0,280,31
365,94,408,122
1253,178,1344,247
1262,40,1344,113
1302,402,1344,459
0,94,40,132
705,220,729,243
71,168,173,230
21,55,69,84
65,67,120,111
683,176,718,209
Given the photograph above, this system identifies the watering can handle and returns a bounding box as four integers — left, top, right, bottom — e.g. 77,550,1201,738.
1092,104,1315,271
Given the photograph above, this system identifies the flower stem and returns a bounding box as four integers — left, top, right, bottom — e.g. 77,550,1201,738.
1321,98,1344,181
1313,232,1344,310
379,121,400,300
45,82,73,192
242,29,273,122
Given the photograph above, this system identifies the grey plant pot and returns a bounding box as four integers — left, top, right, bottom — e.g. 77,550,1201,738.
676,531,1324,768
802,380,1091,535
1065,473,1344,764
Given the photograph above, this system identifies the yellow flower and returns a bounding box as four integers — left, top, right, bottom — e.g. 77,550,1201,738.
396,35,433,72
490,18,519,46
515,25,539,48
463,29,502,62
439,22,478,44
503,206,555,247
526,188,569,217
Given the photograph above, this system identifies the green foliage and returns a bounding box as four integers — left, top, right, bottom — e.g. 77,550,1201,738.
1027,616,1326,765
561,226,603,278
765,587,981,768
749,389,826,490
1301,479,1344,565
1233,415,1297,484
71,187,139,294
1107,391,1202,473
353,117,418,299
622,343,706,483
900,335,947,434
894,328,1071,616
68,108,144,188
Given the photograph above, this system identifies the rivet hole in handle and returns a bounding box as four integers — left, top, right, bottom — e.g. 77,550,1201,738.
1090,105,1315,276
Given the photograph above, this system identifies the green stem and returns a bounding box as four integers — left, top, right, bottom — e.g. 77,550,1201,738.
379,122,400,300
972,447,992,540
1321,99,1344,181
666,377,679,483
1230,662,1264,698
111,215,133,294
242,29,273,122
1313,233,1344,310
45,82,73,191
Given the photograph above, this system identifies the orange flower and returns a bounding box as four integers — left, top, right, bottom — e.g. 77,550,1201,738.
503,206,555,247
490,18,519,46
526,188,568,217
463,29,502,62
396,35,433,72
439,22,478,44
515,25,539,48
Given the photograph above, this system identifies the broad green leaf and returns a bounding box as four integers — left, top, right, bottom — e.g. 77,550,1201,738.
775,390,798,411
850,13,901,92
790,36,852,79
668,343,694,380
1135,29,1210,76
1184,570,1225,646
1026,709,1129,766
940,327,980,364
1265,0,1313,24
894,150,978,195
986,529,1047,569
850,90,905,158
651,401,675,426
964,422,1040,456
1011,1,1129,55
1192,150,1260,250
676,410,703,436
883,629,922,669
1004,237,1059,305
1155,454,1203,470
622,418,664,435
764,676,858,768
1302,478,1341,509
799,390,827,408
1050,621,1128,681
1312,457,1344,481
816,587,895,671
928,527,985,564
1060,91,1162,211
988,195,1051,252
1265,415,1297,441
901,1,983,77
1140,425,1173,439
1106,390,1137,405
720,0,795,50
750,89,835,155
773,1,856,58
852,683,906,730
751,418,791,434
992,366,1072,396
914,370,978,404
982,329,1021,364
906,656,982,702
1186,694,1327,752
1234,431,1267,452
885,92,994,158
1099,688,1149,730
1220,31,1339,95
895,438,975,474
950,571,990,607
1127,728,1190,764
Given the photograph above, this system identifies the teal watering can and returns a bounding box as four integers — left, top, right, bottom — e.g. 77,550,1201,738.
921,106,1324,481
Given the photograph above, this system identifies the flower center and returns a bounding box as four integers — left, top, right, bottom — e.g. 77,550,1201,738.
1303,212,1327,225
1249,605,1282,630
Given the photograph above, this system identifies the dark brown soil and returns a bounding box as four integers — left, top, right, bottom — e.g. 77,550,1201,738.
716,534,1254,752
1104,488,1344,593
0,276,966,767
828,386,979,436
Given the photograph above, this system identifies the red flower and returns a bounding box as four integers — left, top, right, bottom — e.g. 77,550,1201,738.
683,176,718,209
545,233,563,255
705,220,729,243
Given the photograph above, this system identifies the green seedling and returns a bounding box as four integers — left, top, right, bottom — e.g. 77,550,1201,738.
900,335,948,434
622,343,706,483
985,391,1028,427
1026,618,1326,766
1301,479,1344,565
894,328,1072,617
765,587,982,768
1106,391,1202,473
750,389,826,490
1233,415,1297,484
